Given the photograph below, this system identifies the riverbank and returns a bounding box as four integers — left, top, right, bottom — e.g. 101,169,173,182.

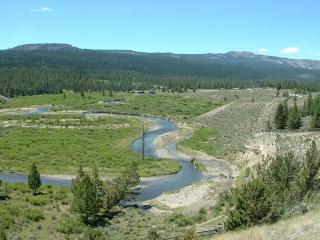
0,108,180,178
0,105,233,204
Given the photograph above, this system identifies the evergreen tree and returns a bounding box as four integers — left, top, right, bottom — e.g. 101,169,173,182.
287,99,301,129
224,152,301,230
80,90,85,98
114,163,140,201
28,162,41,195
295,141,320,198
109,89,113,97
282,101,289,126
275,103,285,129
307,93,312,115
224,177,273,230
71,167,101,224
72,165,140,223
311,107,320,129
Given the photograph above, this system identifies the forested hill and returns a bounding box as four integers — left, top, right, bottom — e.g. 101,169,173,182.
1,43,320,96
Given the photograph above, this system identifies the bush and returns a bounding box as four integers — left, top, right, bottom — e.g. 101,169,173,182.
0,208,15,229
57,218,85,234
79,228,108,240
193,208,207,222
0,181,9,200
23,208,44,222
0,227,7,240
182,226,197,240
148,228,161,240
168,213,194,227
224,143,320,231
25,195,48,206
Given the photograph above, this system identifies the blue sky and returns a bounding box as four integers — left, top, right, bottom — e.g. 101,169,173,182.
1,0,319,59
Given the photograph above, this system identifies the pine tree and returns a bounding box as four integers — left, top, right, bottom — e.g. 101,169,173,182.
307,93,312,115
295,141,320,198
109,89,113,97
275,103,285,129
71,167,101,224
28,162,41,195
311,107,320,129
114,163,140,201
287,99,301,129
282,102,289,127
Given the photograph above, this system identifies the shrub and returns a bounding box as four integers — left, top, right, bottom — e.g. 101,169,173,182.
23,208,44,222
25,195,48,206
0,227,7,240
182,226,197,240
148,228,161,240
193,208,207,222
224,143,320,231
168,213,194,227
0,208,15,228
79,228,107,240
57,218,85,234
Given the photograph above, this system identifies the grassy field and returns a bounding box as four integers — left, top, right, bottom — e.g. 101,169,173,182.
181,89,281,160
0,91,222,120
0,115,180,177
179,128,218,157
0,182,211,240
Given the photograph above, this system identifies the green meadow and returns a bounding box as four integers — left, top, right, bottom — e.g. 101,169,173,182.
0,115,180,177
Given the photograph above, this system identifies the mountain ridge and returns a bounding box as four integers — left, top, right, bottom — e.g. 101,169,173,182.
6,43,320,71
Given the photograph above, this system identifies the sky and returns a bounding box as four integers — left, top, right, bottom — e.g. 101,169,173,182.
0,0,320,59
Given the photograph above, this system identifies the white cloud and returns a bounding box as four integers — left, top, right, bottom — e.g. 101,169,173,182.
258,48,269,54
281,47,300,54
30,7,54,12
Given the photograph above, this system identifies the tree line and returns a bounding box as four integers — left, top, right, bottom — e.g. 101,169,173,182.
274,97,302,130
274,94,320,130
1,47,320,97
302,93,320,129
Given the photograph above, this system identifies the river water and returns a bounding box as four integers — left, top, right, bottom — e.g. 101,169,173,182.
0,109,205,201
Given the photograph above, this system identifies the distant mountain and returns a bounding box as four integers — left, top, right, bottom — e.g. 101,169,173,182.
11,43,78,51
6,44,320,71
1,43,320,97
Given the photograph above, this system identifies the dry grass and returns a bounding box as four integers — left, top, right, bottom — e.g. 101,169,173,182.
194,89,280,162
187,89,320,169
213,209,320,240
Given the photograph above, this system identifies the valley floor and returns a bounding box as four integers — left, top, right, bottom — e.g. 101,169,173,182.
1,89,320,239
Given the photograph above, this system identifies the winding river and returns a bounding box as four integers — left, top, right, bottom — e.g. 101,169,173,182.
0,109,205,201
